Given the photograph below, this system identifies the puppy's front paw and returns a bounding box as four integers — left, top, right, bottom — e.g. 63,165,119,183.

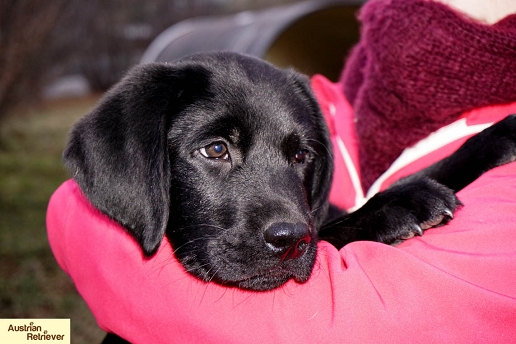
349,178,461,245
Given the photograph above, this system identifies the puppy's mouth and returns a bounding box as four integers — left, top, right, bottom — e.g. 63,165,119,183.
172,221,318,291
211,242,318,291
234,264,313,291
174,237,318,291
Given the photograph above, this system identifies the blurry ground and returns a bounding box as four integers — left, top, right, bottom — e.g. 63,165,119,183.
0,96,106,343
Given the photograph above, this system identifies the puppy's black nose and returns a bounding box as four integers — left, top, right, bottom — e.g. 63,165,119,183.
264,222,311,260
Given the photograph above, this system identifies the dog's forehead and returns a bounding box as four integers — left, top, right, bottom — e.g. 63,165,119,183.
169,53,317,147
209,79,311,139
211,61,311,122
177,90,310,143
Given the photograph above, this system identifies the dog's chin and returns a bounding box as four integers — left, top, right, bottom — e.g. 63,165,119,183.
232,266,313,291
220,249,317,291
177,245,317,291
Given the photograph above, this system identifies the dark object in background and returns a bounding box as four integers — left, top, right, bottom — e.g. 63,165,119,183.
141,0,365,81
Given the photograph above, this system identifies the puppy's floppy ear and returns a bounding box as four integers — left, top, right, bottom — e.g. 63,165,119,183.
64,62,209,256
288,71,334,226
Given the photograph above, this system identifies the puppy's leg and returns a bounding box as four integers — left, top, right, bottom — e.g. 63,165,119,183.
404,114,516,192
320,114,516,249
319,177,460,248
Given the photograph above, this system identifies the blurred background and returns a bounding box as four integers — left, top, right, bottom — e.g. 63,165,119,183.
0,0,363,342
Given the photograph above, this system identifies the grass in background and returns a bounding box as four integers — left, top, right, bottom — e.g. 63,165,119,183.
0,96,106,343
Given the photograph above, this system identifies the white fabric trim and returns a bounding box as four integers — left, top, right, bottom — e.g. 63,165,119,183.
365,118,493,200
336,136,366,211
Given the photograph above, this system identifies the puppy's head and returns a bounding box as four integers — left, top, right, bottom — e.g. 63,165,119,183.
64,52,333,291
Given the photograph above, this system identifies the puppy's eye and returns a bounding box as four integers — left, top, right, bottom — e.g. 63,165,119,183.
200,142,229,160
293,149,310,164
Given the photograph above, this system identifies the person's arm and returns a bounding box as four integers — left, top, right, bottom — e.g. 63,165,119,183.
47,161,516,344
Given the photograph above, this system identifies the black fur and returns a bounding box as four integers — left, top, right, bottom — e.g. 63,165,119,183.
64,51,516,292
321,114,516,248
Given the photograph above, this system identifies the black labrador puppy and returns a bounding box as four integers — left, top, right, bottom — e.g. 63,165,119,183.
64,52,516,292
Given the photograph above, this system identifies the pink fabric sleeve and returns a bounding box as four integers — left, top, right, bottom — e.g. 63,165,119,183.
47,161,516,343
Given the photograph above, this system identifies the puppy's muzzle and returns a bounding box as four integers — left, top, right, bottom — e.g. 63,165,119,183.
264,222,312,260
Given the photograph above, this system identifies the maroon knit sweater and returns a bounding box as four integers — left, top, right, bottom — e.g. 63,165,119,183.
341,0,516,191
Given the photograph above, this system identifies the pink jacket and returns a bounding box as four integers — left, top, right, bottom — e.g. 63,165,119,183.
47,76,516,343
